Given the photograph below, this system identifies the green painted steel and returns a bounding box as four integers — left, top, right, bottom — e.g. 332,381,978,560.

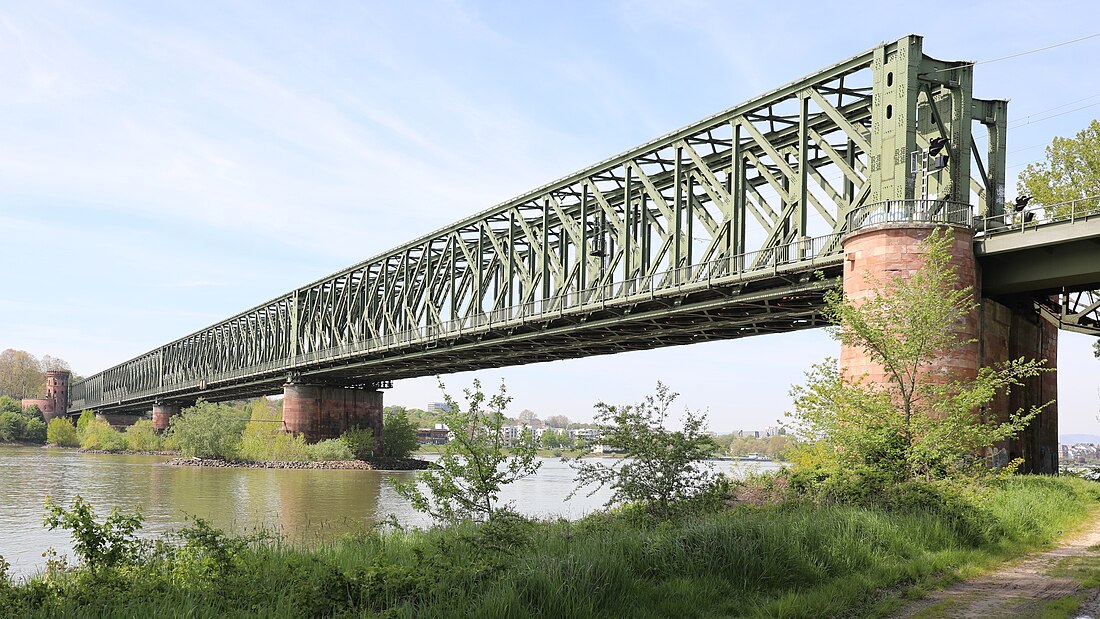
69,35,1022,414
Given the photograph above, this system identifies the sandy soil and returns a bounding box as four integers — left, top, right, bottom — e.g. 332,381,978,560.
892,511,1100,618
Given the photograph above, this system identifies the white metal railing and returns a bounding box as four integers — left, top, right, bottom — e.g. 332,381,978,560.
845,199,973,231
975,195,1100,235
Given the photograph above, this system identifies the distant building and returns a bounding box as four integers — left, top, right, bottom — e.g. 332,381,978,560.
416,425,450,445
733,427,784,439
428,401,453,413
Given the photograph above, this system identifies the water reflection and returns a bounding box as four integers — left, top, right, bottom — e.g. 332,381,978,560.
0,446,776,580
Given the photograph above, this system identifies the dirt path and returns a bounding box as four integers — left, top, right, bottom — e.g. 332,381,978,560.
892,511,1100,618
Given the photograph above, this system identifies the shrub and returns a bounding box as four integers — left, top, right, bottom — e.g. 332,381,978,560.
0,411,23,442
43,495,145,572
341,427,375,460
394,379,540,523
0,395,20,415
47,417,80,447
80,418,128,452
75,409,96,436
237,398,310,462
306,438,354,461
570,382,718,518
22,418,47,443
123,419,162,452
383,410,418,458
167,400,247,459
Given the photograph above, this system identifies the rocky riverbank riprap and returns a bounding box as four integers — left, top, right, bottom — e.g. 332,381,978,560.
165,457,432,471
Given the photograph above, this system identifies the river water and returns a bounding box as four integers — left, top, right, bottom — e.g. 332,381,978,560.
0,445,778,580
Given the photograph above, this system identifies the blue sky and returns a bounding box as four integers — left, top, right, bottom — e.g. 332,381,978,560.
1,0,1098,433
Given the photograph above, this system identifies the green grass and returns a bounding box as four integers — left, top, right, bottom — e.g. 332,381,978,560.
2,476,1099,618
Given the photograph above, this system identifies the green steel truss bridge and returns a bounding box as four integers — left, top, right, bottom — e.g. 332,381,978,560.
69,35,1100,414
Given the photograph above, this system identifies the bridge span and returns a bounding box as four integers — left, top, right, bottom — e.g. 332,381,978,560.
58,35,1098,470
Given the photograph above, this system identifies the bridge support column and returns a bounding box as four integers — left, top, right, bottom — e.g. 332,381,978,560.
840,222,1058,474
283,383,384,456
152,403,182,432
979,299,1058,474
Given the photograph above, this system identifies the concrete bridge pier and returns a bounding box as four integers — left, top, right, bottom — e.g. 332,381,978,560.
841,221,1058,475
152,402,183,432
283,382,384,457
980,299,1059,474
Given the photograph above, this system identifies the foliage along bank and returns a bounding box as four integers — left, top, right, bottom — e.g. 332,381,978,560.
41,398,420,464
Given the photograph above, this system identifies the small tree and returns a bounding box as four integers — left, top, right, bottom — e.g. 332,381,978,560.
383,410,418,458
46,417,80,447
569,383,718,518
237,398,309,462
1018,119,1100,217
123,419,162,452
43,496,144,572
341,427,375,460
394,379,540,523
0,396,20,415
788,228,1049,480
167,400,247,459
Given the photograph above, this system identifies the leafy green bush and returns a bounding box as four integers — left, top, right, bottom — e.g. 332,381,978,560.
383,410,418,458
570,382,718,518
0,395,21,415
341,427,375,460
80,418,128,451
167,400,247,459
75,409,95,436
123,419,162,452
236,398,310,462
43,495,145,572
306,438,354,461
394,379,540,523
22,417,46,443
0,411,24,442
46,417,80,447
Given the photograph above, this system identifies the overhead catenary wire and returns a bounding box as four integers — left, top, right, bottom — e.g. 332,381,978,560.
927,32,1100,73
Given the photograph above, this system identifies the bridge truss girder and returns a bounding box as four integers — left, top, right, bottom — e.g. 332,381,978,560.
70,35,1008,414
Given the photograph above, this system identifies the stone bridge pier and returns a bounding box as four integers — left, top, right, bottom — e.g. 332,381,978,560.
283,382,384,457
841,221,1058,475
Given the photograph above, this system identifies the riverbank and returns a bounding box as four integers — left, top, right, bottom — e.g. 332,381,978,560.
2,475,1097,617
165,456,432,470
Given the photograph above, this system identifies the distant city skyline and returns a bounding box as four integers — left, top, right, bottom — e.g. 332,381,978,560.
2,2,1098,434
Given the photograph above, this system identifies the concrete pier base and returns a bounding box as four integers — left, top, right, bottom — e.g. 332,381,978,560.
152,403,182,432
980,299,1058,474
283,383,384,456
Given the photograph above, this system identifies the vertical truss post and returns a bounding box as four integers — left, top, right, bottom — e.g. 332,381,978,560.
580,183,588,293
541,199,550,302
871,36,923,201
673,146,684,277
624,166,633,286
981,100,1008,218
797,91,810,249
731,121,745,271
